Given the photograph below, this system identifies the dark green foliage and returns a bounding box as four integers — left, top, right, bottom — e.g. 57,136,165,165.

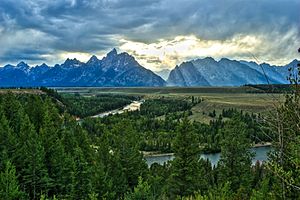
148,163,170,199
0,161,23,200
124,177,154,200
250,177,275,200
73,147,93,199
140,97,193,117
0,107,13,170
166,118,202,198
217,118,254,196
183,182,233,200
246,84,295,93
17,115,50,199
208,109,216,118
198,109,272,153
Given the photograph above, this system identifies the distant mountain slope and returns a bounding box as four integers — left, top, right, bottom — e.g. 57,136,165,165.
0,62,31,87
167,58,298,86
154,69,171,80
0,49,166,87
167,62,210,86
240,60,287,83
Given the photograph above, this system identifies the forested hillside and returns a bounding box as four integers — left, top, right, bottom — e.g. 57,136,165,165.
0,81,299,199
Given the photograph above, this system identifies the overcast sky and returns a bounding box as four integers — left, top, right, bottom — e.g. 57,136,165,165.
0,0,299,70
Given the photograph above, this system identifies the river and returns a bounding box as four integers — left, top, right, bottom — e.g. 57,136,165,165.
145,146,272,167
91,100,144,118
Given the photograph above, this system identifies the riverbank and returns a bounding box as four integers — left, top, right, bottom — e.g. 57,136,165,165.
143,142,272,158
142,151,174,157
253,142,272,148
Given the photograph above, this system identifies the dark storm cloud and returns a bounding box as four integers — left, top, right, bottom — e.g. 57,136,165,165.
125,0,300,41
0,0,298,65
0,48,50,63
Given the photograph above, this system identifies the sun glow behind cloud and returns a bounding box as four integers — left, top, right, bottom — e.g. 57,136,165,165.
59,52,91,63
119,34,263,71
45,29,298,71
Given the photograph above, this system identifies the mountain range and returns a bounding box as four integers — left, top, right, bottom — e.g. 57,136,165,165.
0,49,298,87
167,58,298,86
0,49,165,87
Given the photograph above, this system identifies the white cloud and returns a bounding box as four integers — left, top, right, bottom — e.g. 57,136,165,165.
59,52,91,62
120,31,299,71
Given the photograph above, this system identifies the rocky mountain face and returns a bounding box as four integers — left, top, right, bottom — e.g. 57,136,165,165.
167,62,210,86
0,49,166,87
1,50,297,87
167,58,298,86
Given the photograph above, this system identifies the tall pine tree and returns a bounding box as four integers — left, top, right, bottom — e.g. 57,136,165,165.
17,115,50,199
217,117,254,197
0,161,23,200
167,118,202,198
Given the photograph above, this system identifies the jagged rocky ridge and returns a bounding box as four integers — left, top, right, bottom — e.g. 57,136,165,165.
167,58,299,86
0,49,166,87
0,50,298,87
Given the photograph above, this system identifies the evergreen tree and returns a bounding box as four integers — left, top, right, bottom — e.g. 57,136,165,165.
0,161,23,200
250,178,275,200
217,117,254,197
1,93,24,134
73,147,93,199
91,153,112,199
39,105,58,193
183,182,233,200
124,177,154,200
17,115,50,199
148,163,170,199
0,107,13,170
167,118,202,198
24,95,45,133
112,121,148,190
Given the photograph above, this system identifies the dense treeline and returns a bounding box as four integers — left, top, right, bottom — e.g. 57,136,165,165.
245,84,294,93
139,97,200,117
204,108,271,152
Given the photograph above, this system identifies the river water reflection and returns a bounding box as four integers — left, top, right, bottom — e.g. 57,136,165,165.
145,146,272,167
92,100,144,118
